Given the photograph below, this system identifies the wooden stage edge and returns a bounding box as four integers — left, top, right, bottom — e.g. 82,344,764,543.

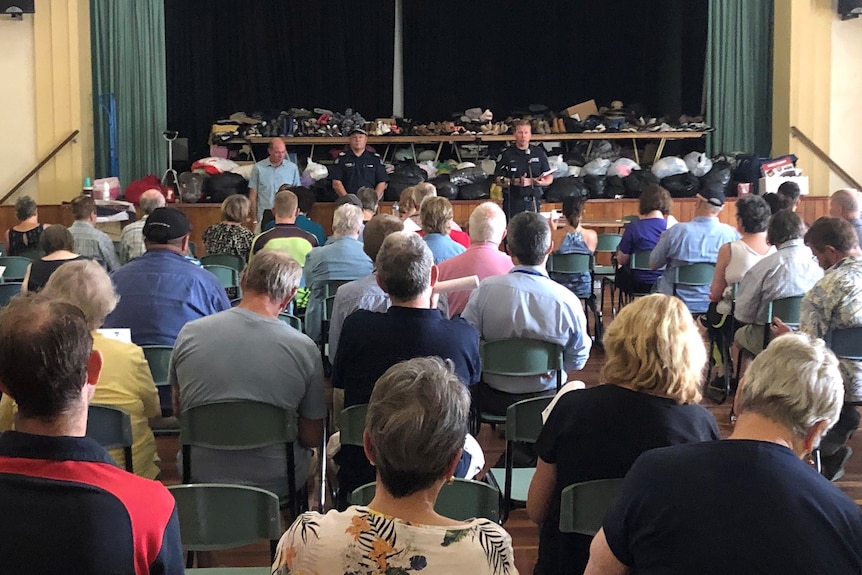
0,196,831,258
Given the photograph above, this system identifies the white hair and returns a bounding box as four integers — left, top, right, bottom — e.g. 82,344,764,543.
331,204,363,237
468,202,506,243
737,333,844,442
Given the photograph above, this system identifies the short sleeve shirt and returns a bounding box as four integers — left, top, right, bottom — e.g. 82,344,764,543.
328,149,388,195
496,144,551,198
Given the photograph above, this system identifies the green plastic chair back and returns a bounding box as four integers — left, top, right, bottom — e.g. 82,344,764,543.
672,262,715,287
277,312,303,332
595,233,622,253
142,345,173,386
630,250,654,271
559,478,625,535
764,295,804,347
86,404,134,473
324,295,337,321
547,252,592,274
350,478,501,522
0,256,33,281
168,483,282,552
322,279,351,299
0,282,22,306
201,253,246,273
825,326,862,361
18,247,46,261
180,401,299,514
505,395,553,443
204,264,239,289
481,338,564,389
338,404,368,447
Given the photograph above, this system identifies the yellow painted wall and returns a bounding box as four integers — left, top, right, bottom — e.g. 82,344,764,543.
0,17,37,202
33,0,94,204
829,15,862,192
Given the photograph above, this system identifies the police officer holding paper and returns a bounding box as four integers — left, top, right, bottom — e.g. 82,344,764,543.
495,120,554,219
329,127,388,199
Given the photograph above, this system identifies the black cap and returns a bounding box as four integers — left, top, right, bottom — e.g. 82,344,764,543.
143,207,191,243
335,193,362,207
348,127,367,136
698,188,725,208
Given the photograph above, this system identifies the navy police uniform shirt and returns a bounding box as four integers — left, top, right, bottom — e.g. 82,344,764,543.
496,144,551,199
328,149,388,195
0,431,184,574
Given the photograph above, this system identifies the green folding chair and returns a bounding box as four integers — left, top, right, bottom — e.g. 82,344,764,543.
321,294,338,359
0,256,33,282
86,404,134,473
180,401,301,517
763,295,803,349
825,326,862,361
141,345,174,419
671,262,715,311
168,483,282,568
350,478,501,522
0,282,23,307
559,478,625,535
595,234,622,321
204,264,241,299
17,247,45,261
277,312,303,332
487,395,554,523
547,253,602,341
338,404,368,447
201,253,246,273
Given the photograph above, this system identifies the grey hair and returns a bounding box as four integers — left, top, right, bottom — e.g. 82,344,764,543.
241,250,302,303
356,186,379,213
507,212,551,265
139,190,166,215
736,333,843,443
331,204,363,237
376,231,433,301
468,202,506,243
15,195,37,221
412,182,437,207
832,189,860,215
367,356,471,497
41,260,119,330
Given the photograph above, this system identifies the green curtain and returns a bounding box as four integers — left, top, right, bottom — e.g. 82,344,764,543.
704,0,773,156
91,0,167,184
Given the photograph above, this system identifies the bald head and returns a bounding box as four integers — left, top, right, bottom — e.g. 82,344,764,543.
268,138,287,166
830,189,860,220
139,189,166,215
468,202,507,243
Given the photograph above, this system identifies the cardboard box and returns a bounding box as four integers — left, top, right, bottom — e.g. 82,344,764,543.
565,99,599,120
758,176,809,196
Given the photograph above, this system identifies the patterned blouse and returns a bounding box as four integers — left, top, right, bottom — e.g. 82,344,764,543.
202,222,254,260
273,506,518,575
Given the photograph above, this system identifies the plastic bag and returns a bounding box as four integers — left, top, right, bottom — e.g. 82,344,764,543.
583,158,611,176
449,166,487,186
431,176,459,200
651,156,689,179
548,154,570,179
584,175,608,199
418,160,438,180
302,158,328,181
458,180,491,200
622,171,659,198
607,158,641,178
661,173,700,198
544,177,588,202
700,161,733,197
684,152,713,178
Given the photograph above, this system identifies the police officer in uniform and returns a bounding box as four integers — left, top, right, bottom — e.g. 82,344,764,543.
329,127,389,199
495,120,554,219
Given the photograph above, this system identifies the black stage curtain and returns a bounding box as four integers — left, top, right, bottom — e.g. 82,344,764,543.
402,0,707,122
165,0,395,158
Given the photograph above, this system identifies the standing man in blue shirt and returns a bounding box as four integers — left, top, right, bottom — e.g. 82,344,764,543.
329,128,388,199
248,138,300,229
650,189,740,313
495,120,554,220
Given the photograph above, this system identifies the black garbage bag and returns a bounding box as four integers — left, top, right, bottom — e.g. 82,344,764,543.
662,172,700,198
430,175,459,200
449,166,487,186
178,171,204,203
313,179,337,203
458,180,491,200
204,172,248,203
606,175,626,198
544,177,588,203
622,171,659,198
384,173,423,201
701,160,733,197
584,175,608,199
393,161,427,181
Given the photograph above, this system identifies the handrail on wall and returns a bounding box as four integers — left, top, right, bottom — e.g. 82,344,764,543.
790,126,861,191
1,130,80,205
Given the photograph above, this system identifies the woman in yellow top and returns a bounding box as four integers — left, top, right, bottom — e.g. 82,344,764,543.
0,260,161,479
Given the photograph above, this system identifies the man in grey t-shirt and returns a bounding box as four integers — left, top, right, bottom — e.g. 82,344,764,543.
170,250,325,496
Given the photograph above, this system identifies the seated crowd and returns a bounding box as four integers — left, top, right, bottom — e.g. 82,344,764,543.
0,179,861,574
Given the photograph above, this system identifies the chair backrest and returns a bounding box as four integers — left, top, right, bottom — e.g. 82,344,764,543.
595,233,622,253
0,282,23,307
181,401,297,450
547,252,592,274
559,478,625,536
481,338,564,380
630,250,655,271
86,404,133,472
201,253,246,273
825,327,862,361
141,345,173,386
0,256,33,281
204,264,239,289
338,404,368,447
505,395,554,443
350,479,501,522
168,483,282,551
18,247,45,261
672,262,715,287
765,295,803,326
323,295,337,322
277,312,303,332
323,279,351,299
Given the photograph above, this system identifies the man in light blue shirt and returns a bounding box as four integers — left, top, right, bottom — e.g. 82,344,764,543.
248,138,300,226
303,204,373,343
650,189,739,313
462,212,591,415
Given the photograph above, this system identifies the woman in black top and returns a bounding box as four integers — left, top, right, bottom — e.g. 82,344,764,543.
5,196,47,257
23,226,85,293
528,294,721,575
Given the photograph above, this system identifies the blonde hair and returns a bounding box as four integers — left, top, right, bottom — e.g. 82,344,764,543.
419,196,453,235
601,294,706,404
221,194,250,223
41,260,119,330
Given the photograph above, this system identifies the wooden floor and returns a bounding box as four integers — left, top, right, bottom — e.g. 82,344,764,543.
156,303,862,573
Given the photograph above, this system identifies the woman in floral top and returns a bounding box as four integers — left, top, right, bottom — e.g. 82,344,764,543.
273,357,518,575
202,194,255,260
